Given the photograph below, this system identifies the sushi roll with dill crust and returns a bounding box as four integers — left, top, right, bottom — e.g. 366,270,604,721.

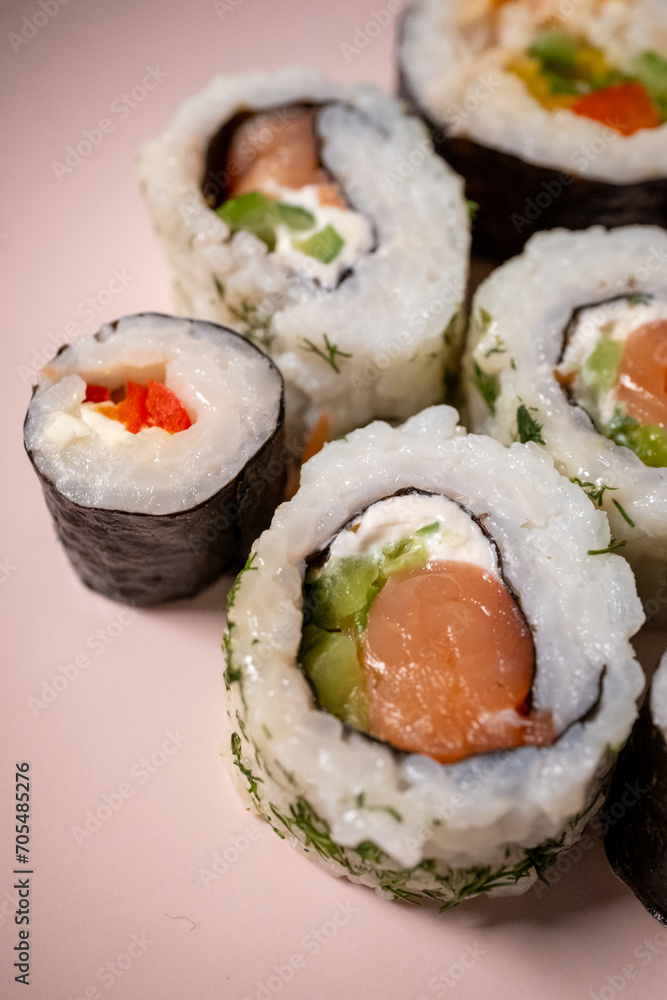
603,650,667,926
398,0,667,260
138,67,470,447
223,406,644,907
463,225,667,625
24,313,286,606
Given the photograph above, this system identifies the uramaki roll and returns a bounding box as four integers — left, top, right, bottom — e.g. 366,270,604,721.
398,0,667,260
464,225,667,623
223,406,643,906
139,67,470,445
24,313,285,605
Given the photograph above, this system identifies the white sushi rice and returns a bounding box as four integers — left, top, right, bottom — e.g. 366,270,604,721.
24,314,282,515
464,225,667,621
400,0,667,183
138,67,470,443
224,406,643,902
652,650,667,736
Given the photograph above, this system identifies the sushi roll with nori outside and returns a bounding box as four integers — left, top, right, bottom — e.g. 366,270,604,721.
463,225,667,625
223,406,644,907
398,0,667,260
604,650,667,925
24,313,286,606
139,67,470,446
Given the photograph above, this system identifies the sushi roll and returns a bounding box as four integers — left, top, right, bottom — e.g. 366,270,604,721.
138,68,470,445
603,649,667,925
24,313,286,606
398,0,667,260
463,225,667,624
223,406,644,906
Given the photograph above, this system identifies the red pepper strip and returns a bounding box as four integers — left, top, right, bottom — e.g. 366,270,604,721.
571,82,661,136
84,383,111,403
102,381,149,435
145,379,192,434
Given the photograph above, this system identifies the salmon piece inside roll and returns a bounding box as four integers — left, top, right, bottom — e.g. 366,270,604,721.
300,492,554,764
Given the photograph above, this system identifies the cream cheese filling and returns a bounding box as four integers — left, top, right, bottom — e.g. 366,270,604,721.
328,493,500,577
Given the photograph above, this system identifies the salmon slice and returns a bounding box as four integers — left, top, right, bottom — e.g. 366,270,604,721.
228,107,346,208
363,561,553,763
615,320,667,428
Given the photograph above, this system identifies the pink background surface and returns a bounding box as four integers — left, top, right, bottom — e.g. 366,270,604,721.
2,1,667,997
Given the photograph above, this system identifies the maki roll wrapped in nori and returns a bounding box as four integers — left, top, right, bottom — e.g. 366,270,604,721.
463,225,667,624
398,0,667,260
24,313,286,605
223,406,644,907
604,650,667,925
138,68,470,446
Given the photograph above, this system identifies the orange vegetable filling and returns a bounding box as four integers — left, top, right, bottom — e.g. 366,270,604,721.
571,82,661,136
615,319,667,428
89,380,192,435
363,561,553,763
227,107,345,208
285,410,332,501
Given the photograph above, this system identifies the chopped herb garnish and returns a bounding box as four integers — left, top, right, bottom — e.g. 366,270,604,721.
484,336,507,358
299,333,352,373
466,199,479,221
214,280,275,351
222,658,241,689
294,224,344,263
570,478,617,507
222,629,242,691
443,311,460,346
588,538,627,556
230,731,263,801
226,551,257,609
373,804,403,823
270,797,352,870
516,404,545,445
354,840,385,864
415,521,440,536
478,308,493,332
474,362,498,413
612,499,635,527
355,792,403,823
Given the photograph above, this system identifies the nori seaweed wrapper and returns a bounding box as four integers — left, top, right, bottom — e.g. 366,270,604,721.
397,22,667,262
24,315,287,606
603,693,667,925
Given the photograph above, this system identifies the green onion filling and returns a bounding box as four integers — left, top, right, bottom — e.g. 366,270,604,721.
513,28,667,122
216,191,345,263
